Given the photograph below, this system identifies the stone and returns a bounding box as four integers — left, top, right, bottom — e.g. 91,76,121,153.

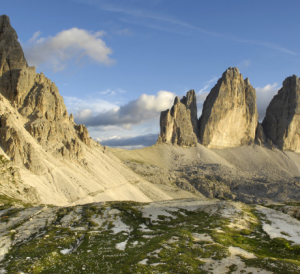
255,123,265,146
0,15,27,73
262,75,300,152
0,15,92,171
199,67,258,148
0,15,28,103
74,124,91,146
0,15,182,206
69,113,74,123
157,90,198,146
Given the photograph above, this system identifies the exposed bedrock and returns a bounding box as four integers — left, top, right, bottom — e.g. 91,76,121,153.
199,67,258,148
0,14,91,166
157,89,198,146
262,75,300,152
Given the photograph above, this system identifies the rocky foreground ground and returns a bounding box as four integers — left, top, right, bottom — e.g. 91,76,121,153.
0,198,299,274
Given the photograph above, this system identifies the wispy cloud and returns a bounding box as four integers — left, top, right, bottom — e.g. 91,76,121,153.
98,88,126,96
206,77,218,84
77,0,296,55
196,77,218,117
24,28,115,71
237,60,251,68
115,28,133,36
199,85,210,94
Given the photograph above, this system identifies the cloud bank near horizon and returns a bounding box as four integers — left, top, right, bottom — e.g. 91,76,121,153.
65,82,279,148
73,90,176,128
99,133,158,149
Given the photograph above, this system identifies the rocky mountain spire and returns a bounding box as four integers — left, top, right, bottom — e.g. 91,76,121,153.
0,15,27,74
157,89,198,146
262,75,300,152
0,14,91,171
199,67,258,148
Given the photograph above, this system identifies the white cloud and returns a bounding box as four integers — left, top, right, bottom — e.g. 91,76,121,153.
24,28,115,71
256,83,280,121
64,96,118,115
74,90,176,128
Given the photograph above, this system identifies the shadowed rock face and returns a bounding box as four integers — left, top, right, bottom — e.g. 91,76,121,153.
262,75,300,152
199,67,258,148
0,15,27,74
0,15,90,169
157,90,198,146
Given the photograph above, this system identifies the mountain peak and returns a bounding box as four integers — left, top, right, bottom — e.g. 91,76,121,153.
0,14,28,73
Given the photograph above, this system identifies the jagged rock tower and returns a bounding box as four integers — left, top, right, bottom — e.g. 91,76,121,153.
262,75,300,152
157,90,198,146
199,67,258,148
0,15,90,172
0,14,175,206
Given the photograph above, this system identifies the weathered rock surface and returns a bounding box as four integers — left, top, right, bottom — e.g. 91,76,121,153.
1,200,299,273
157,90,198,146
113,142,300,204
0,15,175,206
262,75,300,152
255,123,266,146
0,15,91,165
199,67,258,148
0,15,27,74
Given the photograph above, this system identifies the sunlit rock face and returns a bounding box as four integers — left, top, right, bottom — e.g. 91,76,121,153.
199,67,258,148
157,90,198,147
262,75,300,152
0,14,91,171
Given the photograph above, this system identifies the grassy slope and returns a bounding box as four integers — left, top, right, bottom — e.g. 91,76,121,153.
1,199,299,273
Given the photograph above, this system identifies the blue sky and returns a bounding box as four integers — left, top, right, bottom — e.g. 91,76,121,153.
2,0,300,148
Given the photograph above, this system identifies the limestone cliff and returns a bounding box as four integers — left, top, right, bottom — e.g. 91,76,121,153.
262,75,300,152
199,67,258,148
0,15,27,73
0,15,90,166
0,15,174,206
157,90,198,146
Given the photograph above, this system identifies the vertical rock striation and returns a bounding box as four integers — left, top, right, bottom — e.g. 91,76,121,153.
0,15,27,72
262,75,300,152
0,15,91,170
157,90,198,146
199,67,258,148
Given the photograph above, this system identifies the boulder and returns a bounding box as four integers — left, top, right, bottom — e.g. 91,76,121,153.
157,90,198,146
262,75,300,152
199,67,258,148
